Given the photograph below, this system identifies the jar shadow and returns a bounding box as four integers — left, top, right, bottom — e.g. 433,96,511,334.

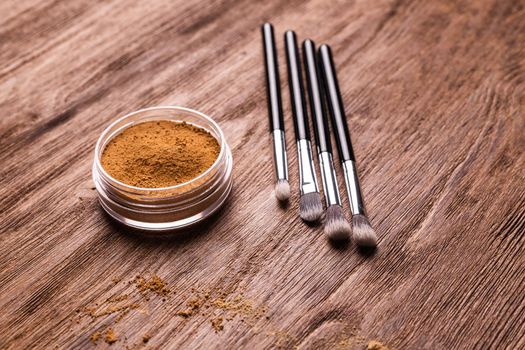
99,199,230,246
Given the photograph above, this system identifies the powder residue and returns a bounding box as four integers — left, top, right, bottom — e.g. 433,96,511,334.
79,277,389,349
77,277,284,345
104,328,118,344
176,296,204,317
90,331,101,344
367,340,389,350
78,274,172,345
135,274,171,297
174,290,267,332
210,317,224,332
101,120,220,188
142,333,151,343
266,330,296,349
82,302,140,319
106,294,129,303
212,294,265,317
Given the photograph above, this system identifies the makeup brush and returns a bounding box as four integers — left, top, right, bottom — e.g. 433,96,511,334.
302,39,351,240
318,44,378,247
261,23,290,201
284,31,322,222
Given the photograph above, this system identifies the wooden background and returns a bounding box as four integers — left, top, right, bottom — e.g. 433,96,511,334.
1,0,524,349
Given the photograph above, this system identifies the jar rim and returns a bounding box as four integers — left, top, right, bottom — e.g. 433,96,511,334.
94,106,227,192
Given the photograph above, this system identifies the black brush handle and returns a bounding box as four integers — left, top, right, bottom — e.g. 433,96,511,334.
318,44,355,162
285,30,310,141
261,23,284,131
302,39,331,154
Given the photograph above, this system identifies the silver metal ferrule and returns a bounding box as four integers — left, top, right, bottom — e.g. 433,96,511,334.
297,139,319,195
272,130,288,181
319,151,341,206
342,160,366,215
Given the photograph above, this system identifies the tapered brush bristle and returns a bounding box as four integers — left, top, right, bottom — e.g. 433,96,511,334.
299,192,323,222
274,180,290,201
352,214,378,247
325,205,351,240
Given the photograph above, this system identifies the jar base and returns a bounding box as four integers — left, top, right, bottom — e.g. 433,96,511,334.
97,176,233,234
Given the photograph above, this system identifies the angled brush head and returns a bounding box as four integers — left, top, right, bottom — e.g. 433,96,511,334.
299,192,323,222
324,205,351,241
274,179,290,201
352,214,378,247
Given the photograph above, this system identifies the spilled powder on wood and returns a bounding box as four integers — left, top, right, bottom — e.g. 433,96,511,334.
367,340,389,350
104,328,118,344
134,274,171,297
142,333,151,343
89,331,101,344
77,274,172,346
211,317,224,332
174,290,268,331
74,275,299,347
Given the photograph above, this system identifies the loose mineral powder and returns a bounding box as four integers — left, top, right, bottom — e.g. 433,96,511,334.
92,106,233,232
101,121,220,188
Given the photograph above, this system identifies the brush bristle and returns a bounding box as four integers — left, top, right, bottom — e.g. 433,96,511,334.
274,180,290,201
299,192,323,222
352,214,378,247
324,205,351,240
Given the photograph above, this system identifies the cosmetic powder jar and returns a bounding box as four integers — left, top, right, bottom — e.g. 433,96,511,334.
92,106,233,233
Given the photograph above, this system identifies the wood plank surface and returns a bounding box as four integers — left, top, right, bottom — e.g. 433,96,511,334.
1,0,524,349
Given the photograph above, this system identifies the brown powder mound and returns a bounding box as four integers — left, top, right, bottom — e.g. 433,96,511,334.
367,340,389,350
101,120,220,188
175,309,194,318
176,296,204,317
89,331,101,344
135,274,171,297
104,328,118,344
210,317,224,332
142,333,151,343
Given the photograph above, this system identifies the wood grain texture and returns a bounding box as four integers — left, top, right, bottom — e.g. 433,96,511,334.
1,0,524,349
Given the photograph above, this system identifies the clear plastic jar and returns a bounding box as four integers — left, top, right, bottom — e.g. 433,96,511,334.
92,106,233,233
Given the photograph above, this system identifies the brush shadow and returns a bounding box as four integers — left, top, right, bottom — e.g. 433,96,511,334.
277,198,290,210
357,245,377,258
328,237,350,250
302,217,322,228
